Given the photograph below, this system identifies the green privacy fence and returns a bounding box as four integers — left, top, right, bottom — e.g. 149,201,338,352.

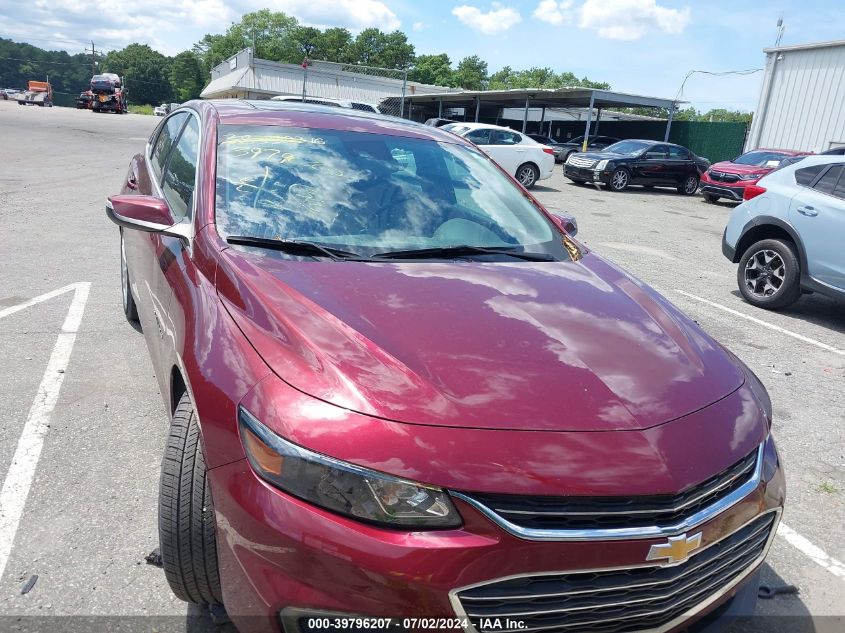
504,118,749,163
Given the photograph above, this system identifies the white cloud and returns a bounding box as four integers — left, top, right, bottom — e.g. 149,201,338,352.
532,0,574,26
452,3,522,35
267,0,401,31
579,0,691,40
412,21,429,32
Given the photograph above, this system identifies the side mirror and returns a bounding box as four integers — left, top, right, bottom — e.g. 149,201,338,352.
550,212,578,237
106,195,190,241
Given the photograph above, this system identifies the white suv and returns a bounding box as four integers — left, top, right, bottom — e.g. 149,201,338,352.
723,155,845,309
441,122,556,189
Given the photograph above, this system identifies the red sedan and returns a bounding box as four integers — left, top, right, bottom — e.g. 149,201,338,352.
108,100,784,633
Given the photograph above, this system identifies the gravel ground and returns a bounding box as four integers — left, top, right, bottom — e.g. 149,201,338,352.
0,101,843,631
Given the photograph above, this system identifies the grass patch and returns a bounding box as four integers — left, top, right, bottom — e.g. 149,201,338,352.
818,481,840,495
128,104,154,116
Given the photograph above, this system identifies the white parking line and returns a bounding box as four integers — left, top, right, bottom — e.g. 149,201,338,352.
779,523,845,581
0,282,91,580
673,289,845,357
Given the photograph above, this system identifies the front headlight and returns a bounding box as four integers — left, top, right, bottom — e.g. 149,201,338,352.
739,172,765,180
239,407,462,528
595,159,609,170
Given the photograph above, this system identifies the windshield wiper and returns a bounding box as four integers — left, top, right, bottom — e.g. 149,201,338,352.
371,245,555,262
226,235,365,261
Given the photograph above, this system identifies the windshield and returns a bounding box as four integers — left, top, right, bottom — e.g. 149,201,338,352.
215,125,563,258
603,140,650,155
732,150,789,166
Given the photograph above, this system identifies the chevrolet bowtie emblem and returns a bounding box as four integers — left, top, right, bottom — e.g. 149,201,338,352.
646,532,703,565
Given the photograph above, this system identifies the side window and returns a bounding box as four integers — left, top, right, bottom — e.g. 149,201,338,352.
645,145,669,159
668,146,689,159
813,165,844,196
832,171,845,200
795,164,825,186
151,112,189,181
465,129,492,145
493,130,521,145
161,115,199,220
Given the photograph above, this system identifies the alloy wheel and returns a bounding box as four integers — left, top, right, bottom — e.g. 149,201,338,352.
517,165,537,188
611,170,628,190
684,176,698,194
744,249,786,298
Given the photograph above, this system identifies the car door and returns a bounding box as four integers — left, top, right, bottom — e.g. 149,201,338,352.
633,144,669,184
126,111,189,346
152,112,201,378
486,129,527,176
666,145,694,184
788,164,845,290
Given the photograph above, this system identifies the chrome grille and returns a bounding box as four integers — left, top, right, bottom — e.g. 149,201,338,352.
454,512,776,633
568,156,596,169
460,448,758,533
708,170,740,183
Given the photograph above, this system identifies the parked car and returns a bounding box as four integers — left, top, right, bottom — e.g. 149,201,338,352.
700,149,810,203
107,99,783,633
154,104,168,116
723,155,845,309
821,146,845,155
526,133,568,162
271,94,379,113
564,139,709,194
558,135,620,162
424,117,458,127
441,122,555,188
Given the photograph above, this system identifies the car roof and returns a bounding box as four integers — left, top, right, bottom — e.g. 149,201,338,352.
776,154,845,168
206,99,470,144
749,148,810,156
446,122,522,132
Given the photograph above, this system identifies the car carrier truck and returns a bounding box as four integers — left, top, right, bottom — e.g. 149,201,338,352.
90,73,127,113
16,81,52,106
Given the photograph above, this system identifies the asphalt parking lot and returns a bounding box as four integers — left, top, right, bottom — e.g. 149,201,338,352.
0,101,843,631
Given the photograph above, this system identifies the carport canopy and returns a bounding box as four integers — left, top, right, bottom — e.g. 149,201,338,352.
401,88,683,148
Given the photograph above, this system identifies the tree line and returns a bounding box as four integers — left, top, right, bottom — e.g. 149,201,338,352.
0,9,753,123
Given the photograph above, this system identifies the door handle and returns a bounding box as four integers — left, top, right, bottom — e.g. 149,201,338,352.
796,205,817,217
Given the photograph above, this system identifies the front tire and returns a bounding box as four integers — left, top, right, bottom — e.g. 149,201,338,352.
516,163,540,189
159,392,223,605
120,231,139,322
679,175,699,195
737,239,802,310
609,168,630,192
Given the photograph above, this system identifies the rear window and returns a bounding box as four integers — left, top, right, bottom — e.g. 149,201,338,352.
794,164,825,186
733,150,789,167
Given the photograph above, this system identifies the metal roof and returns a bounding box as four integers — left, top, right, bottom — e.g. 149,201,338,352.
763,38,845,53
400,88,681,111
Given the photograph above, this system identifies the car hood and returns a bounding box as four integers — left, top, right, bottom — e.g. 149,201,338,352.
217,249,744,432
710,161,774,174
573,151,630,161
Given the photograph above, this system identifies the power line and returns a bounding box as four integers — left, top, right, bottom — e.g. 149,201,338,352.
675,68,763,103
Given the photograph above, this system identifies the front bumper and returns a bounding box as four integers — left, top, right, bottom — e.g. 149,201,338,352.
563,164,611,184
210,443,785,633
700,181,745,201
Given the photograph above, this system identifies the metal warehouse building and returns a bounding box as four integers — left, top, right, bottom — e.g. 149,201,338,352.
746,39,845,153
201,48,455,112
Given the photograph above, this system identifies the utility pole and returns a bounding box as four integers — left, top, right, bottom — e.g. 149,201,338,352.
91,41,96,76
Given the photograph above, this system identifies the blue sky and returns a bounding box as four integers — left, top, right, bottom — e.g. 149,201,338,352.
1,0,843,112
